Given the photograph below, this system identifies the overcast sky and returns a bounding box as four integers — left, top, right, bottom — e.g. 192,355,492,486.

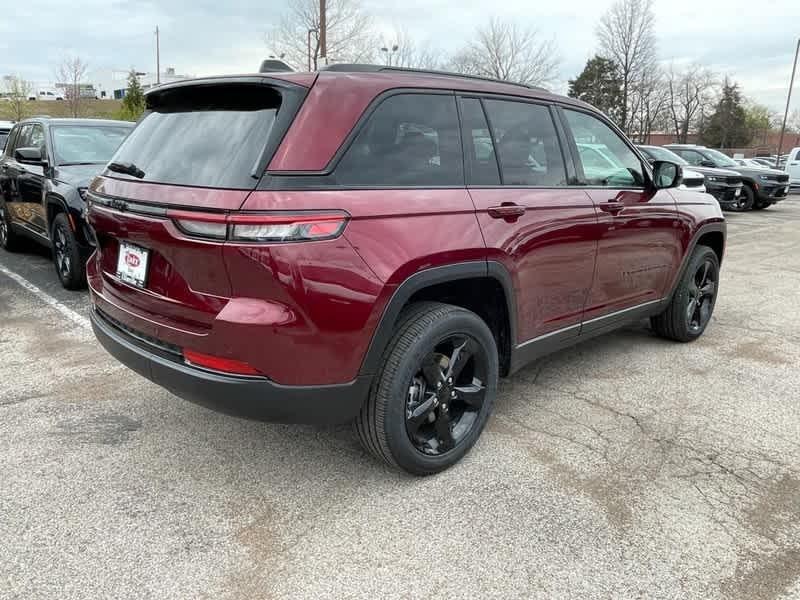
1,0,799,113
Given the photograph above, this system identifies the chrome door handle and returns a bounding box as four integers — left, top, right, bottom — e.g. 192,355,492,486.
599,201,624,215
487,204,526,220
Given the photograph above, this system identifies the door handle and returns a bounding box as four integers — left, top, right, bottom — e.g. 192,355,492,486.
599,201,625,215
487,204,526,220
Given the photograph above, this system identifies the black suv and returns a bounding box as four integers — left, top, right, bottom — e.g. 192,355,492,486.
666,144,790,211
0,117,133,288
637,145,744,210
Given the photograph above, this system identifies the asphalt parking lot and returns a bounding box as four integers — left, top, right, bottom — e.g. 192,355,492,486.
2,196,800,600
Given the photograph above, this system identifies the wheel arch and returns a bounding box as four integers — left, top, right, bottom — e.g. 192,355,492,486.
666,221,726,300
46,193,90,245
359,261,517,377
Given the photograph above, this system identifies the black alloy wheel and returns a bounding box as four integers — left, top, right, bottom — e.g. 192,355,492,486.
355,302,499,475
405,334,488,456
651,244,720,343
686,257,717,334
53,223,71,280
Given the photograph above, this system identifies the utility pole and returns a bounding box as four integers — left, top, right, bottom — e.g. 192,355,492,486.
778,38,800,160
155,26,161,84
319,0,327,66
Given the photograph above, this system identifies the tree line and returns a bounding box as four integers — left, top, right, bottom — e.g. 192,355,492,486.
568,0,795,148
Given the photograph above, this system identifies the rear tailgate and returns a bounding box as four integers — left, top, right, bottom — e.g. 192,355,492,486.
87,77,308,340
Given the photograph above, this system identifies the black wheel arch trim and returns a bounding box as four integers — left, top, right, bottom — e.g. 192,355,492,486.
667,221,726,300
358,260,517,376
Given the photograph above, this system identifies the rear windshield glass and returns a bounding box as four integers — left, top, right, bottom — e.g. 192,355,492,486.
53,125,132,165
108,85,281,189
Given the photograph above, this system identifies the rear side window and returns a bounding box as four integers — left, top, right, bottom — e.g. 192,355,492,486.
109,84,283,189
483,100,567,187
335,94,463,187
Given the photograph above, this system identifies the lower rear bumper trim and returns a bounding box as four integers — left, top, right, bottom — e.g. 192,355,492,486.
91,308,371,424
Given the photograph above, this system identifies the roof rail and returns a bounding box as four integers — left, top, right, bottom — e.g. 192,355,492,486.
319,63,548,92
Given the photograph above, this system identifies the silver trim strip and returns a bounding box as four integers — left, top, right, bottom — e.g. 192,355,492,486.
515,298,663,350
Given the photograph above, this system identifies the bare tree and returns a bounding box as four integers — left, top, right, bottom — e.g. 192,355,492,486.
597,0,657,133
2,75,33,121
56,56,88,117
267,0,377,70
448,17,559,86
380,27,442,70
787,108,800,134
628,67,670,143
666,64,717,143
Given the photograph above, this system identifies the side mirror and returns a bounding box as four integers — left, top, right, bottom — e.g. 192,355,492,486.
15,147,45,165
700,160,716,168
652,160,682,189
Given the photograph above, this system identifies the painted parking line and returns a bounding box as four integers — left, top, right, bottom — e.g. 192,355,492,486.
0,264,90,330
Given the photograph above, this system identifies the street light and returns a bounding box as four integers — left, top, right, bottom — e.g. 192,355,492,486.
380,44,399,67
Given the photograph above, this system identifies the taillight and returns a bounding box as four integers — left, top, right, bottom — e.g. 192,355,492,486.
229,213,347,242
183,349,262,376
165,210,348,243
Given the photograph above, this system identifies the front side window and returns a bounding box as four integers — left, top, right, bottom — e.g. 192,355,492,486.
564,109,644,187
52,125,132,165
483,99,566,186
335,93,463,187
14,124,33,151
28,125,45,151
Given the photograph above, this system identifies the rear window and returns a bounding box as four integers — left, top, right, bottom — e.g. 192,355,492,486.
109,84,282,189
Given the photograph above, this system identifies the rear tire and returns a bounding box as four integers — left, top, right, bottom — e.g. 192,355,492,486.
651,245,719,342
51,213,86,290
355,302,499,475
0,203,22,252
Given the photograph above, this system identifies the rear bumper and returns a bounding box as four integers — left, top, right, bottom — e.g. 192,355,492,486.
90,308,371,424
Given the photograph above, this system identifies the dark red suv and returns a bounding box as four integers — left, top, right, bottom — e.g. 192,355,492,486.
87,66,725,474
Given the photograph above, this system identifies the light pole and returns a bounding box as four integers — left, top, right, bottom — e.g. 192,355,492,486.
777,38,800,161
380,44,399,66
307,28,318,71
155,25,160,84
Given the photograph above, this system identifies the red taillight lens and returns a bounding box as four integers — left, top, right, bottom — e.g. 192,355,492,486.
229,213,347,242
165,210,348,243
183,349,262,376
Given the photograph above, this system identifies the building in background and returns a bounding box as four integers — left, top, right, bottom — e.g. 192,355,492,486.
85,67,193,100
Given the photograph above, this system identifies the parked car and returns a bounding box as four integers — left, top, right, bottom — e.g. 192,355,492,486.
584,143,704,192
666,144,790,210
733,158,770,168
785,147,800,189
751,157,777,168
0,117,134,288
87,66,725,474
0,120,14,152
638,145,742,207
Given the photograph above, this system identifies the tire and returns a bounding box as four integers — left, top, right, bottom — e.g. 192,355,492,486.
0,203,22,252
729,184,755,211
752,199,772,210
651,245,719,343
355,302,499,475
51,212,86,290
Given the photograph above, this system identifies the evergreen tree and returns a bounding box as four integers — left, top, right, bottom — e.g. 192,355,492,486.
568,56,624,124
699,79,750,148
120,70,145,121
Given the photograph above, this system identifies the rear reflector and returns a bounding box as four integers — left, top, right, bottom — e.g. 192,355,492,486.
183,349,262,376
165,209,348,243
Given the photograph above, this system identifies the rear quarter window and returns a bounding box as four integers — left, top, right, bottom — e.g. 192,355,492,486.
108,84,284,189
334,93,464,187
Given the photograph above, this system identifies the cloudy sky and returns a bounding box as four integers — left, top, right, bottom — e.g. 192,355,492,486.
2,0,799,113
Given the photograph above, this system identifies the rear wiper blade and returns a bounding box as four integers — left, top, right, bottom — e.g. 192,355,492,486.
107,161,145,179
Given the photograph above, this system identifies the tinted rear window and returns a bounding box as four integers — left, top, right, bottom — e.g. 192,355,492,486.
109,85,282,189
